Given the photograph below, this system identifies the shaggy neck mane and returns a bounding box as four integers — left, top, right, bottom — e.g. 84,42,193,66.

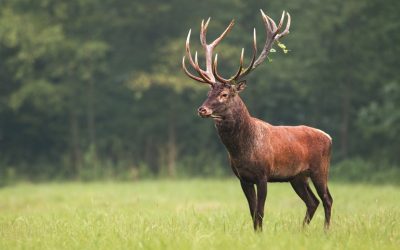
215,95,255,156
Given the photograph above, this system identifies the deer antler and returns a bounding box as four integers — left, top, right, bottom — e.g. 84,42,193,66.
182,10,290,86
182,18,234,86
253,10,291,68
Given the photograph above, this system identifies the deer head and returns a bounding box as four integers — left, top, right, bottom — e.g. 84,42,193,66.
182,10,291,121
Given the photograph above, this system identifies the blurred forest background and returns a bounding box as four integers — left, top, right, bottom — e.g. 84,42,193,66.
0,0,399,183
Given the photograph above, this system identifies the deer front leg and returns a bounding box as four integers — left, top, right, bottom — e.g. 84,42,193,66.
240,181,257,229
255,181,267,231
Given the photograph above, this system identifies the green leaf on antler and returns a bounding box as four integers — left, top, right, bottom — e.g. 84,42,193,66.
277,41,289,54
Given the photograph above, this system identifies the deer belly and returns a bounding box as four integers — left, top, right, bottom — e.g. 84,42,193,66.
267,139,311,181
268,161,309,181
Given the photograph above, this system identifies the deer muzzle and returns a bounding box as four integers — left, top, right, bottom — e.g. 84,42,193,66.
197,106,212,118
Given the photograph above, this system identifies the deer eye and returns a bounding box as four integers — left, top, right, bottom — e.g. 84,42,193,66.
221,93,228,98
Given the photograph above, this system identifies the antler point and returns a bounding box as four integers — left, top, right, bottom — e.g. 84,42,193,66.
186,29,192,45
260,9,267,18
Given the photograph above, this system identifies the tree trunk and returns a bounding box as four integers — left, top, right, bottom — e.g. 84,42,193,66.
167,117,177,177
144,136,157,174
69,108,82,179
87,80,96,148
87,79,98,177
340,86,350,159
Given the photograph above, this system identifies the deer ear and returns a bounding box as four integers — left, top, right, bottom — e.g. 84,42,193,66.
234,80,246,92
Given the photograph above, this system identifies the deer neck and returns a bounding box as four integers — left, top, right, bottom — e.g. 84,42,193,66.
215,96,255,156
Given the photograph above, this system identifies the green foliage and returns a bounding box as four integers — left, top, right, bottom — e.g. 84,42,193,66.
330,158,400,185
9,80,63,111
0,180,399,249
276,41,289,54
357,82,400,162
0,0,399,180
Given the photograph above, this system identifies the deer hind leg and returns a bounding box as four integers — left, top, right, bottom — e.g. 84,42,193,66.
290,176,319,226
310,172,333,229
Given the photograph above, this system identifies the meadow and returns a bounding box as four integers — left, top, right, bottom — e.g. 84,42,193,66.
0,179,398,250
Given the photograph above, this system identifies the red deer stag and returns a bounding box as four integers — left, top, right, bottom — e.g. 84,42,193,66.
182,10,333,231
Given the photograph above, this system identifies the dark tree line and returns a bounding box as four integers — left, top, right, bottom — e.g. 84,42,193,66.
0,0,399,180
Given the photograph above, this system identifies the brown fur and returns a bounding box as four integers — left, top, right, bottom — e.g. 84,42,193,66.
198,85,333,231
184,9,330,232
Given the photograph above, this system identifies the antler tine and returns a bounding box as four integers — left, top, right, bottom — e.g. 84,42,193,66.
182,56,208,83
234,28,258,80
200,18,211,47
212,54,231,84
217,27,258,84
210,20,235,48
260,9,275,35
194,51,214,83
205,17,211,29
200,20,205,44
276,11,285,33
212,47,245,84
185,30,196,68
276,12,291,40
186,29,206,74
230,48,244,81
267,18,277,34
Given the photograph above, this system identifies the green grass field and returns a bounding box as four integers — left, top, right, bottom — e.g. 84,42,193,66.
0,179,398,249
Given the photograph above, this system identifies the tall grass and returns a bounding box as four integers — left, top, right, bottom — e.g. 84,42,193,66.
0,179,399,249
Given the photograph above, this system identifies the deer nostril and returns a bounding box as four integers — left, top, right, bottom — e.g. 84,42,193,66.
198,106,210,116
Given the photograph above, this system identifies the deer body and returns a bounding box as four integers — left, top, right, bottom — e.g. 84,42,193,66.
182,10,333,231
215,97,331,183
